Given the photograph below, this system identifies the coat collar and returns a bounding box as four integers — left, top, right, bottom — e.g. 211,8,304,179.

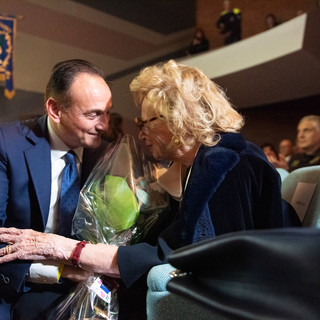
180,132,246,244
23,115,48,145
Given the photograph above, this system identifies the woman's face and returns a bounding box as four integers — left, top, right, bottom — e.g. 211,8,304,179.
138,98,174,161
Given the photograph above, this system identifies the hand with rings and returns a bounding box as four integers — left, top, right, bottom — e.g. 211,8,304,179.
0,227,120,279
0,227,78,264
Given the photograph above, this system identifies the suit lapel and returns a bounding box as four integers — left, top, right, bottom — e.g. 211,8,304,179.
24,116,52,229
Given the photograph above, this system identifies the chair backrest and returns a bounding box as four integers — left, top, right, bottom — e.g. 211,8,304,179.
147,264,229,320
281,165,320,227
276,168,289,182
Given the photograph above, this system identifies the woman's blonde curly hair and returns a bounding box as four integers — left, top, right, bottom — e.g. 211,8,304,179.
130,60,244,147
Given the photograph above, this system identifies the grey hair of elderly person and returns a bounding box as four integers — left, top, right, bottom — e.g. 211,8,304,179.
129,60,244,149
298,115,320,131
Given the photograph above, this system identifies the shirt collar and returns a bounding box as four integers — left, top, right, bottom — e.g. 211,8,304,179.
157,162,183,200
47,117,83,163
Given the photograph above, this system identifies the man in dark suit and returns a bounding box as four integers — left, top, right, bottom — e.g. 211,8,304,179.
0,59,112,319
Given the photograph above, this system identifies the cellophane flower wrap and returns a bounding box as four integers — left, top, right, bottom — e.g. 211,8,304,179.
51,134,170,320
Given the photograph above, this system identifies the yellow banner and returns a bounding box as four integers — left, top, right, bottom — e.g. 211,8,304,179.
0,16,17,99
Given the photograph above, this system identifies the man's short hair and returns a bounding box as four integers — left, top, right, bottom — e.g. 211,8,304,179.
45,59,105,111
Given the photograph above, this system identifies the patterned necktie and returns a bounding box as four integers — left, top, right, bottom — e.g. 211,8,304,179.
58,150,80,237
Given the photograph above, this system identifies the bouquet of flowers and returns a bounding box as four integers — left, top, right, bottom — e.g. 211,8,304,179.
50,134,170,320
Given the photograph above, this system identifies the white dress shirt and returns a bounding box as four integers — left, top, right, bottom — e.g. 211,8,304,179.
27,118,83,284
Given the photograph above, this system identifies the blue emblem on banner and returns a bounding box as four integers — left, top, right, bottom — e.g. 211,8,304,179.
0,16,16,99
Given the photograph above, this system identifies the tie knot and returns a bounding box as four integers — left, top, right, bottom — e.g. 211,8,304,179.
65,150,77,165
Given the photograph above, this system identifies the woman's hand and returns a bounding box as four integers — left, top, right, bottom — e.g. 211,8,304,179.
0,227,120,278
0,227,77,263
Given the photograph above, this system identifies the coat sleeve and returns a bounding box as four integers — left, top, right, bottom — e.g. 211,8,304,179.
117,243,161,288
117,235,174,288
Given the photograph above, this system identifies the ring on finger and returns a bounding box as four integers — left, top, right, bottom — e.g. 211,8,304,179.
5,245,12,255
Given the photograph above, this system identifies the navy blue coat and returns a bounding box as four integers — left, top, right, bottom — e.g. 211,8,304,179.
118,133,301,288
0,115,105,298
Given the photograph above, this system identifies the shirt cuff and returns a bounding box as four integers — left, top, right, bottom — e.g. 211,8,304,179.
27,261,61,284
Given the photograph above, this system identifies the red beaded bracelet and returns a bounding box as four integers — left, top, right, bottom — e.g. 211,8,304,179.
71,241,88,268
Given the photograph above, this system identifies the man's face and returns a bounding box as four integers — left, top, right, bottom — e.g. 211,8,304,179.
297,120,320,154
279,140,293,157
53,73,112,149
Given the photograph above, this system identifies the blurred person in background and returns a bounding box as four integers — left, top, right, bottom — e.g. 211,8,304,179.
216,0,242,45
102,111,124,143
185,28,209,55
289,115,320,171
265,13,281,29
279,139,295,163
261,142,288,170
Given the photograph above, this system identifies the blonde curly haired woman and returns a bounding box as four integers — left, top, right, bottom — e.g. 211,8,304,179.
128,59,299,241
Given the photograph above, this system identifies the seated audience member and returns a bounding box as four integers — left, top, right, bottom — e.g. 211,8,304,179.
265,13,280,29
0,59,112,319
261,142,288,170
102,111,124,143
296,9,304,16
289,115,320,171
186,28,209,55
216,0,242,45
279,138,295,163
0,60,300,320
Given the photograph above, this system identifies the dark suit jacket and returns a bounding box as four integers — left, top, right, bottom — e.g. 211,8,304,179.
0,115,106,298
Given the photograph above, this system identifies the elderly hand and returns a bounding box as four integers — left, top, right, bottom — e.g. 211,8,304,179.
0,227,77,264
0,227,120,278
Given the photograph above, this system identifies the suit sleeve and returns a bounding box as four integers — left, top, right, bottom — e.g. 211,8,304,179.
0,128,9,226
0,127,32,299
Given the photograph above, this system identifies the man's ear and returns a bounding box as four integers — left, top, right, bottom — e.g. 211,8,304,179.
46,98,61,123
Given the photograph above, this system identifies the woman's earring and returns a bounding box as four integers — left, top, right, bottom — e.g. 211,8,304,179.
173,137,181,146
